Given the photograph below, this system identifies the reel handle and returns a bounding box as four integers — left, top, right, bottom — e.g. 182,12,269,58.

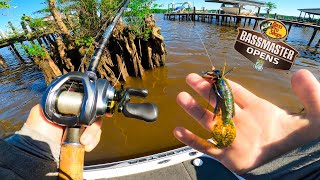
126,88,148,98
122,103,158,122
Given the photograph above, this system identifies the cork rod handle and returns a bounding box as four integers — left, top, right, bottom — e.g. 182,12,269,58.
58,127,84,180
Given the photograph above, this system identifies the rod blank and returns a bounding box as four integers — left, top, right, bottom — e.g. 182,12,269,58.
87,0,130,73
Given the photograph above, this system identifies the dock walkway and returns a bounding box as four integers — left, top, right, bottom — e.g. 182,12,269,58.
164,12,320,47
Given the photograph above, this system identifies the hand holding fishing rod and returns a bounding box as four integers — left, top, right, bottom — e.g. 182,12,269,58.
41,71,158,179
40,0,158,179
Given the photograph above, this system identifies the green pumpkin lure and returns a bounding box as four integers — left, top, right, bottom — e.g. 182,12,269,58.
202,63,236,148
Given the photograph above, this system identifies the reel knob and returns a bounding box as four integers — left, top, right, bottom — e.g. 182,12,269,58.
122,103,158,122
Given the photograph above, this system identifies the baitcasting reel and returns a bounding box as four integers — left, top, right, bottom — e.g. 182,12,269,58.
41,71,158,127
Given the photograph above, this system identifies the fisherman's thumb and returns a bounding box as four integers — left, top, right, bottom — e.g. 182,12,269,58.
291,69,320,117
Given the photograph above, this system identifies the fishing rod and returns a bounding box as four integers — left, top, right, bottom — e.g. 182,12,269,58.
41,0,158,179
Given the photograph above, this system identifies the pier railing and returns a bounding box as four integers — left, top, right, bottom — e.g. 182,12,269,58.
0,21,54,49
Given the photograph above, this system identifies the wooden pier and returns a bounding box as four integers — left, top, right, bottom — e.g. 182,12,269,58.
0,21,55,68
164,12,320,47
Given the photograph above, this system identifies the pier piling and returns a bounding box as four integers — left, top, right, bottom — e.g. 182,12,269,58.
308,28,318,46
9,44,25,64
8,21,18,35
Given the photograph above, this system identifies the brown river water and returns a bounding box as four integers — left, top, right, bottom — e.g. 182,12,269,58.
0,14,319,165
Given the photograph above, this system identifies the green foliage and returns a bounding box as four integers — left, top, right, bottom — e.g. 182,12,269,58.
152,3,158,8
33,7,51,14
29,18,47,29
75,35,94,47
22,43,46,57
265,1,277,17
265,2,277,10
150,8,167,13
0,0,10,8
21,14,32,21
23,0,155,49
49,0,123,39
101,0,122,17
142,26,151,41
28,18,51,33
125,0,153,40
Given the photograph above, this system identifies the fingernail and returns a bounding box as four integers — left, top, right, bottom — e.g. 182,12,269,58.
174,127,183,138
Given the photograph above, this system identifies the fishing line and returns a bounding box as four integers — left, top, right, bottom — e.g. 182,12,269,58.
186,14,229,122
185,14,215,114
113,118,129,145
112,60,125,88
187,15,214,67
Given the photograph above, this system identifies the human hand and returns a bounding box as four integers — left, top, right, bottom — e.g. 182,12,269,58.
25,104,102,152
174,69,320,174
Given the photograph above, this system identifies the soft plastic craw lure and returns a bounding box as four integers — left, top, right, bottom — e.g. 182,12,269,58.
202,63,236,148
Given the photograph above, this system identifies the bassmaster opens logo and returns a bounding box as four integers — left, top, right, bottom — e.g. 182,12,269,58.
234,19,298,71
234,27,299,70
259,20,288,41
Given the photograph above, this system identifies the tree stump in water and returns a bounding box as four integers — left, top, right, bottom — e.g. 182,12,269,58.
147,15,166,67
140,15,166,70
34,47,62,84
36,15,166,85
107,15,166,80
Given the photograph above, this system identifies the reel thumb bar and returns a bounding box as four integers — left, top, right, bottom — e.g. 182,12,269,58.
58,1,130,179
87,0,130,73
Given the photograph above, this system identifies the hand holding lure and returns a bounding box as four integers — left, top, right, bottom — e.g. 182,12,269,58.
188,13,236,148
202,63,236,148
